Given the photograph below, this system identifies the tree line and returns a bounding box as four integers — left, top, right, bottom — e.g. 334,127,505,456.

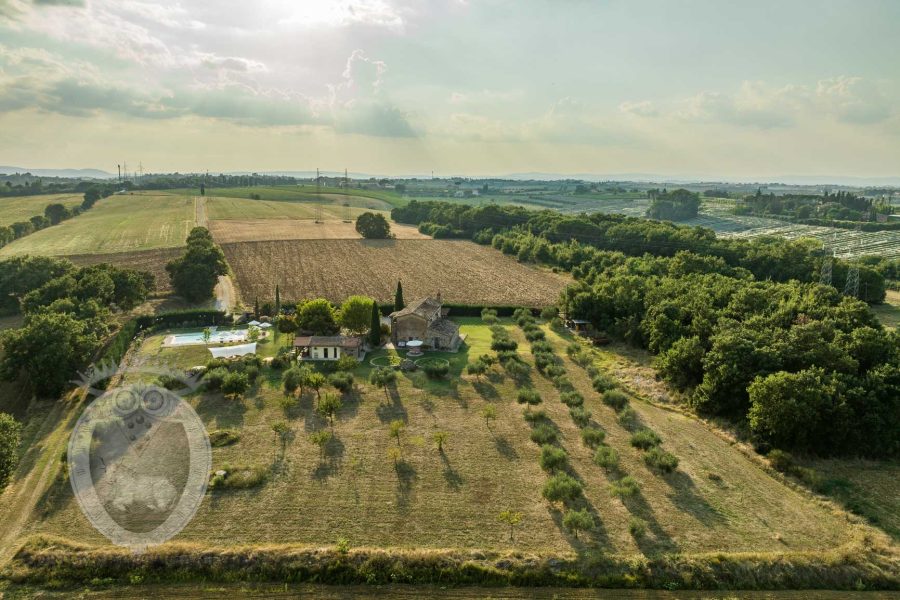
393,199,898,457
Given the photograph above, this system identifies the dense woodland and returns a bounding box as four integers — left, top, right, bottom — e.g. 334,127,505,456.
737,189,894,223
394,200,899,457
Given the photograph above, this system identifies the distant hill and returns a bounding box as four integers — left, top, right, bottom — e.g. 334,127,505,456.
0,166,113,179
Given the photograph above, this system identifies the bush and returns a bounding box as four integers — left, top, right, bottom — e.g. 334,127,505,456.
530,340,554,354
523,409,547,424
592,373,617,393
491,338,518,352
156,374,185,391
550,317,564,329
269,354,289,370
530,423,558,445
593,446,619,472
542,472,582,505
644,447,679,473
524,329,545,343
517,388,542,405
628,516,647,538
329,371,354,393
768,449,795,473
503,359,531,379
533,352,559,372
539,444,568,472
581,426,605,448
602,389,629,410
204,367,228,390
209,429,240,447
496,350,519,363
209,464,268,490
552,376,574,392
422,361,450,380
334,355,359,372
222,371,250,397
609,475,639,498
630,428,662,450
559,391,584,407
540,306,559,320
562,508,594,538
545,364,567,378
569,406,592,427
617,406,638,429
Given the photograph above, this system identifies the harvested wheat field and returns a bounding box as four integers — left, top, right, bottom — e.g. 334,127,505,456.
221,239,569,305
209,219,431,243
66,247,182,293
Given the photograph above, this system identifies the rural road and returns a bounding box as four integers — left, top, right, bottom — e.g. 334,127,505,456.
215,275,238,315
194,196,208,228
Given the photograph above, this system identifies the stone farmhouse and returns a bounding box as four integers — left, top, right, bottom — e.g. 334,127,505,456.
389,293,461,351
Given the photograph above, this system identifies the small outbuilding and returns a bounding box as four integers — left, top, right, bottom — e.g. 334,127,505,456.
293,335,362,361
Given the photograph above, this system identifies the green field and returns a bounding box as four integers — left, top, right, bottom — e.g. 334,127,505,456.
205,195,391,221
0,193,84,227
172,185,404,211
0,192,194,256
19,318,865,557
872,290,900,329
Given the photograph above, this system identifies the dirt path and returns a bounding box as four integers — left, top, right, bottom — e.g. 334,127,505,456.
0,400,76,566
194,196,208,228
214,274,238,314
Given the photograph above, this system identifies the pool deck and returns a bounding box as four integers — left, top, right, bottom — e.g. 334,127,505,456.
161,329,268,348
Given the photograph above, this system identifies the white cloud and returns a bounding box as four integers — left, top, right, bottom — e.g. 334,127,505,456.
619,100,658,117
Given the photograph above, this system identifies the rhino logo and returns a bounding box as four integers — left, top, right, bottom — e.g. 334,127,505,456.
68,365,211,551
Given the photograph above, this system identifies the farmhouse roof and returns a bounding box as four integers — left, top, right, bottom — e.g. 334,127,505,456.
426,318,460,336
390,296,443,320
293,336,361,348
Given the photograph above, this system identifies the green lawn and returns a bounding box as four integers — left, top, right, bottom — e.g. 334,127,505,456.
0,192,194,256
872,290,899,329
0,193,84,227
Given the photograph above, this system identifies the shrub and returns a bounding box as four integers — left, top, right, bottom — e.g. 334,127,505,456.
539,444,568,472
329,371,354,393
540,306,559,320
593,446,619,472
559,391,584,407
580,426,605,448
617,406,638,429
491,338,518,352
552,376,574,392
334,355,359,372
767,449,795,473
602,389,629,410
550,317,564,329
542,472,582,505
628,516,647,538
281,366,302,395
496,350,519,363
269,354,289,370
156,374,185,391
524,329,545,343
533,352,559,373
545,364,567,378
630,428,662,450
609,475,639,498
466,360,488,378
585,365,599,378
209,464,267,490
503,359,531,379
644,447,679,473
569,406,592,427
530,423,557,445
523,409,547,424
592,373,617,393
422,361,450,380
572,352,593,368
530,340,554,354
517,388,542,405
222,371,251,397
208,429,240,447
562,508,594,539
204,367,228,391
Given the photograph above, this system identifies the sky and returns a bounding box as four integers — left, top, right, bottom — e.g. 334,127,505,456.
0,0,898,180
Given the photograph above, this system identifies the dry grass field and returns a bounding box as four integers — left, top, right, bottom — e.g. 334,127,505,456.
220,239,569,306
872,290,900,329
0,193,84,227
209,219,430,243
66,247,183,294
18,319,865,558
0,193,194,256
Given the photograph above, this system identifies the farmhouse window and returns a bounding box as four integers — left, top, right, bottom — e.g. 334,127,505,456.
324,347,329,359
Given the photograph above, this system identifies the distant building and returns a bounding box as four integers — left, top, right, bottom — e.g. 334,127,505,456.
389,294,461,351
293,335,361,361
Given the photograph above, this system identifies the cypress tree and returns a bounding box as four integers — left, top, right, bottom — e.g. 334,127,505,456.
369,301,382,347
275,285,281,316
394,280,405,312
254,296,260,318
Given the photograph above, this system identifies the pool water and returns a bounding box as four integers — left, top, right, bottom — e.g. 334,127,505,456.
166,329,249,346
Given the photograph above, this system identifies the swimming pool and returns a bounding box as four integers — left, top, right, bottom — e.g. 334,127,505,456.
164,329,249,347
